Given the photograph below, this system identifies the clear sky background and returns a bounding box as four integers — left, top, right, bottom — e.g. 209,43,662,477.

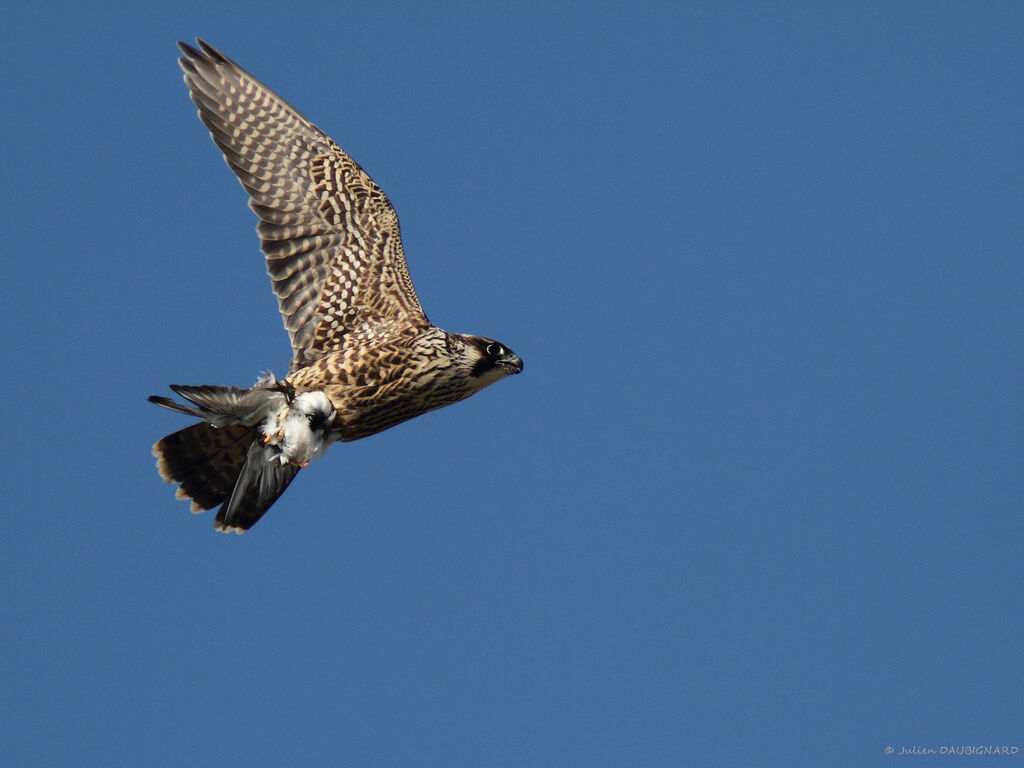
2,2,1022,766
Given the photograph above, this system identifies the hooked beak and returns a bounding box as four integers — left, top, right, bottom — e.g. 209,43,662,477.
498,353,524,375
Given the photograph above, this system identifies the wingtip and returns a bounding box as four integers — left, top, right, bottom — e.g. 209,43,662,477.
196,38,224,60
178,38,230,63
177,38,232,79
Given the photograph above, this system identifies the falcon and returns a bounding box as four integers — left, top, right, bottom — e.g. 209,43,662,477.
150,40,522,533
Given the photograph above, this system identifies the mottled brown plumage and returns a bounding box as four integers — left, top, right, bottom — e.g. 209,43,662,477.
151,40,521,532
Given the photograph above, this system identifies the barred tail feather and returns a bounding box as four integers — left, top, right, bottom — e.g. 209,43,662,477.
152,422,255,513
152,421,300,533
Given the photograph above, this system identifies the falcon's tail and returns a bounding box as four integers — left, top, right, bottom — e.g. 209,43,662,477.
150,386,300,533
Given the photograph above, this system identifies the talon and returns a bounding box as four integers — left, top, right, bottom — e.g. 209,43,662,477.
275,378,296,402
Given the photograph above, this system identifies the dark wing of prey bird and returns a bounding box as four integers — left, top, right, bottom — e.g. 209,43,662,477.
150,39,522,533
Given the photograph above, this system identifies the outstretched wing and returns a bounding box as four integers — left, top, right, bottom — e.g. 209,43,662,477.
178,39,428,373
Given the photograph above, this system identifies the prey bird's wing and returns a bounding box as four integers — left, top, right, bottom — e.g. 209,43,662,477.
148,384,283,427
216,440,301,533
178,39,428,373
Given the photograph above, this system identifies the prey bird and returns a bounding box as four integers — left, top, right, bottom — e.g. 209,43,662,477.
150,40,522,533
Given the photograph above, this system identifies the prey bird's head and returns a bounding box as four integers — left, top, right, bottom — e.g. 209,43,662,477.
448,333,523,391
293,391,335,432
262,390,338,466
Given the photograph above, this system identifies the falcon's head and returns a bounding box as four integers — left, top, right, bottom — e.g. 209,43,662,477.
449,334,523,390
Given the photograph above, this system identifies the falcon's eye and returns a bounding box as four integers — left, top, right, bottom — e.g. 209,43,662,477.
485,343,503,357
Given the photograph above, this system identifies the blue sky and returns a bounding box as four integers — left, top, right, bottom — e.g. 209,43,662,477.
3,2,1022,765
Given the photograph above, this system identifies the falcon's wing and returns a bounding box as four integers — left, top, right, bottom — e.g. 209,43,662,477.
178,39,427,373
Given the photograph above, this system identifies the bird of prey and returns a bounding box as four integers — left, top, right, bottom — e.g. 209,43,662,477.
150,40,522,533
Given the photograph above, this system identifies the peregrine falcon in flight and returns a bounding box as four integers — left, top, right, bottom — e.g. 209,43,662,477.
150,40,522,533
